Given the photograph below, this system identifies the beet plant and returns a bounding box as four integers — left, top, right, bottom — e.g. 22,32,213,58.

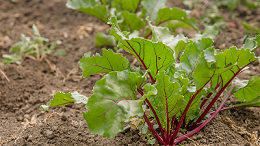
66,0,219,48
41,17,260,145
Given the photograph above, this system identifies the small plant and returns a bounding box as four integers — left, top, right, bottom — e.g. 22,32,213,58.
41,17,260,145
1,24,65,65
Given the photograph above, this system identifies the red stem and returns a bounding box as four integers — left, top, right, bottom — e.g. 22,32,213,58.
174,83,237,144
125,41,156,83
188,69,241,130
137,89,167,142
209,105,260,115
170,87,205,144
143,113,167,145
200,83,220,109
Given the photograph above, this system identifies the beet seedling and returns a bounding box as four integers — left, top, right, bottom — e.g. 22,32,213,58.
1,24,65,65
41,16,260,145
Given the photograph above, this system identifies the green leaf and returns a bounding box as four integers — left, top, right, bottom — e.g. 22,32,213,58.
162,20,192,30
54,49,67,56
9,41,28,53
32,24,41,37
66,0,99,9
234,96,260,107
94,32,116,47
156,7,197,31
2,54,22,65
144,72,184,127
192,25,219,42
192,49,215,90
180,38,213,76
242,34,260,52
141,0,166,21
120,11,145,32
109,17,175,79
77,5,109,23
234,76,260,102
83,71,144,137
79,48,129,77
148,21,191,60
112,0,140,13
40,91,88,111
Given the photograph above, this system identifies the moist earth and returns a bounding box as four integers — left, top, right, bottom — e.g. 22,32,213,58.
0,0,260,146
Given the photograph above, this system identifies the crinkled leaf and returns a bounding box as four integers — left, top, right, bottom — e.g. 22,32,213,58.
94,32,116,47
156,7,197,31
148,21,192,60
192,49,215,90
112,0,140,13
143,72,184,127
192,25,219,42
83,71,144,137
141,0,166,21
66,0,99,9
234,76,260,102
79,48,129,77
180,38,213,76
216,47,257,68
121,11,145,32
77,5,109,22
109,17,175,79
40,91,88,111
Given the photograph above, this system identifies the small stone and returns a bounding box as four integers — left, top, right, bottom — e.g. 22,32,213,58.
52,126,58,131
61,115,67,121
200,138,207,143
46,130,54,139
230,144,238,146
16,115,24,121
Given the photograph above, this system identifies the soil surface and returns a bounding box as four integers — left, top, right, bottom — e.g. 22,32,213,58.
0,0,260,146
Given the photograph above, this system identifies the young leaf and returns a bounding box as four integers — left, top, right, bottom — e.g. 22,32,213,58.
54,49,67,56
192,25,219,42
144,71,184,127
77,5,109,23
66,0,99,9
9,41,28,53
112,0,140,13
32,24,41,37
79,48,129,77
2,54,22,65
120,11,145,32
180,38,213,76
94,32,116,47
83,71,144,137
192,49,215,90
148,21,191,60
156,7,197,31
141,0,167,21
234,76,260,102
40,91,88,111
110,17,175,79
242,34,260,52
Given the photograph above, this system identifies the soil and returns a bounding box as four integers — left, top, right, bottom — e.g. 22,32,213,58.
0,0,260,146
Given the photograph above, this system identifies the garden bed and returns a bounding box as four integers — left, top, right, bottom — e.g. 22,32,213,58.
0,0,260,145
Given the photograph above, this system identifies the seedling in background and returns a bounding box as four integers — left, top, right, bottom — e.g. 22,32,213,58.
1,24,65,65
41,16,260,145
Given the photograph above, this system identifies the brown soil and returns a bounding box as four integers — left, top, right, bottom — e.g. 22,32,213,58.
0,0,260,146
